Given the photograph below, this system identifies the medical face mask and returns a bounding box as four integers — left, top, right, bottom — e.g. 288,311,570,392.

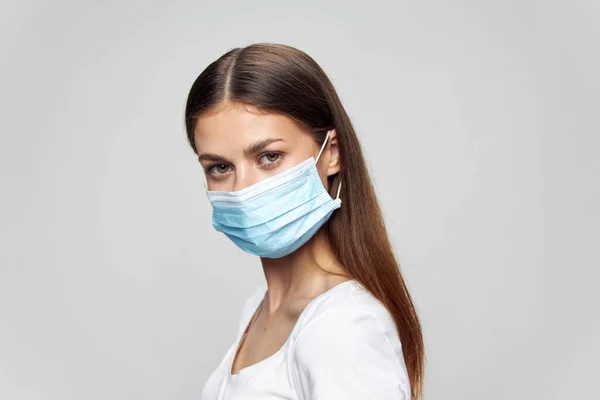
203,130,342,259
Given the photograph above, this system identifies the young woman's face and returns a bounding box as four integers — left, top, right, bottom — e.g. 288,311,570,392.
194,102,338,192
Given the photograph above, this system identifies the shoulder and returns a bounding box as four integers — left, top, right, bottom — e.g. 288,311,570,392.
288,280,411,400
293,280,398,335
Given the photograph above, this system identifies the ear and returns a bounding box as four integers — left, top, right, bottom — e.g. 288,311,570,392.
326,128,341,177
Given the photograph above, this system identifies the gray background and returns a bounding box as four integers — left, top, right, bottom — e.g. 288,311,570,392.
1,1,598,399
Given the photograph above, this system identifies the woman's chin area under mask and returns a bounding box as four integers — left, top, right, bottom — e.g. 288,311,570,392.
193,102,339,192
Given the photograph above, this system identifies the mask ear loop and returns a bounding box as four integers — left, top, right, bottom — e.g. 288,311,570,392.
315,130,331,164
316,130,342,205
335,179,342,204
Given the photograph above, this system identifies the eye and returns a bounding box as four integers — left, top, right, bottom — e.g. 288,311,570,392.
214,164,229,173
259,152,282,166
207,164,232,179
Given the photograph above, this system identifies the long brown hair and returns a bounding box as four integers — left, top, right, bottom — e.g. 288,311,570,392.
184,43,424,399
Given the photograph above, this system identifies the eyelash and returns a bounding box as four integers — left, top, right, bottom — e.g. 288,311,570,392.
205,152,283,180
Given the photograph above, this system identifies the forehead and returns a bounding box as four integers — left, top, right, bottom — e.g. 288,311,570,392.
193,103,309,149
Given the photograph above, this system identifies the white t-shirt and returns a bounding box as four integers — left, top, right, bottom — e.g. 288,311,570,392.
200,279,411,400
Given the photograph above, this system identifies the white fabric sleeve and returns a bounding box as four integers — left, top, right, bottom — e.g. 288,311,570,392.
290,306,410,400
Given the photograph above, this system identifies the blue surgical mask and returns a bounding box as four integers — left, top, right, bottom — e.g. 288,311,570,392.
203,130,342,259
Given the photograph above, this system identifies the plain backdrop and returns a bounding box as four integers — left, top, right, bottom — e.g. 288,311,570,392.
1,1,598,399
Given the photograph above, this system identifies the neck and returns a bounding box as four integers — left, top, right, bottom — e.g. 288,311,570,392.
259,229,349,315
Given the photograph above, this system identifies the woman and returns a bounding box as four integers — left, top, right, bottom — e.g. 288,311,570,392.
184,43,424,400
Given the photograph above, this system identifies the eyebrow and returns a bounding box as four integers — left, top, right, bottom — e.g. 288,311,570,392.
197,137,283,163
